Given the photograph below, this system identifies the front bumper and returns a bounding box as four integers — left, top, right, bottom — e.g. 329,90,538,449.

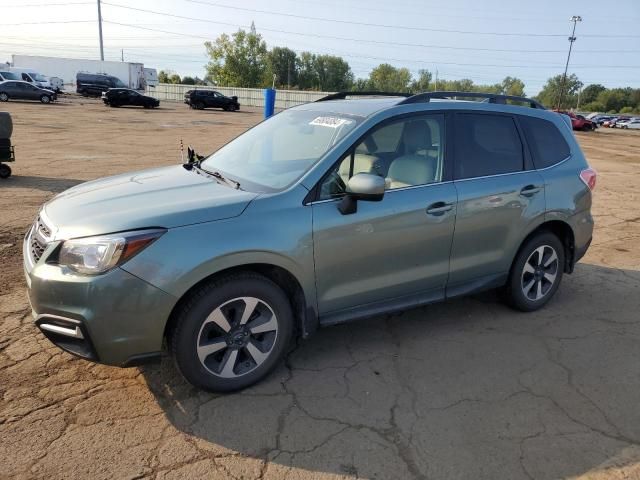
24,230,177,366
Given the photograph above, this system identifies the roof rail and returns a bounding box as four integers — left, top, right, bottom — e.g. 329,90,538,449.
316,91,412,102
399,91,545,109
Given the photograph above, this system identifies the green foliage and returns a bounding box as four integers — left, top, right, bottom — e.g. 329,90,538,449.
181,76,195,85
499,77,525,97
620,106,634,114
267,47,298,88
581,84,606,104
410,70,432,92
367,64,412,92
534,74,583,109
168,74,182,84
295,52,353,91
205,24,269,87
158,70,170,83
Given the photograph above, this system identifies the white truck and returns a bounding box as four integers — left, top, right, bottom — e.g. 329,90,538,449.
4,67,54,90
10,55,157,91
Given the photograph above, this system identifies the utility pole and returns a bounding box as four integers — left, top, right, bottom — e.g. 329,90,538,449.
434,69,438,91
97,0,104,61
556,15,581,110
121,49,124,62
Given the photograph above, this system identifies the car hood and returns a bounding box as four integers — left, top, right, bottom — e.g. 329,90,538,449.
43,165,258,239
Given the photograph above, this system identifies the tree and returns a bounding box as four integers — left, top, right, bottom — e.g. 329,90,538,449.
267,47,298,88
205,23,269,87
181,76,196,85
314,55,353,91
535,74,583,109
410,69,432,93
368,64,412,92
296,52,317,90
158,70,171,83
499,76,525,97
581,84,606,105
168,74,182,84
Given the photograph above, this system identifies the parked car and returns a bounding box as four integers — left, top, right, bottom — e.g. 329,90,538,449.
184,89,240,111
102,88,159,108
620,118,640,129
554,111,596,131
76,72,127,97
0,111,15,179
0,80,56,104
24,91,594,392
0,71,20,82
592,115,612,126
613,117,635,128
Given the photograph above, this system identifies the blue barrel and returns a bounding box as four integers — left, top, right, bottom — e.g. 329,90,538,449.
264,88,276,118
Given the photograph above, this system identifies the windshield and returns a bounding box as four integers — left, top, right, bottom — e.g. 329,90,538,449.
201,109,361,191
0,71,19,80
30,72,47,82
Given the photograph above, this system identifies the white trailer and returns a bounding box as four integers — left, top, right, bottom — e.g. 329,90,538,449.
10,55,152,90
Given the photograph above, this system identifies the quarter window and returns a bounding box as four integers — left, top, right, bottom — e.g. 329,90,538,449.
319,114,445,200
519,116,571,169
453,114,524,180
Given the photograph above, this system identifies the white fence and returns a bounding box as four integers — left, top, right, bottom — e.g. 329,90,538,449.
145,84,334,109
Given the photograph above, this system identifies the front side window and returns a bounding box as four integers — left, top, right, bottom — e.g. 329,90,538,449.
319,114,445,200
201,110,361,192
519,116,570,169
453,113,523,180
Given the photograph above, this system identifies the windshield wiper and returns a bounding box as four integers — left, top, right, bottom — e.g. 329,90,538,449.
182,145,241,189
204,168,241,190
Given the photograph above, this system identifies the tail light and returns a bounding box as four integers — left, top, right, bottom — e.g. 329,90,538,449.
580,168,597,191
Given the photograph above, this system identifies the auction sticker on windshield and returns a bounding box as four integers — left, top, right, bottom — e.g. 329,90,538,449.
310,116,353,128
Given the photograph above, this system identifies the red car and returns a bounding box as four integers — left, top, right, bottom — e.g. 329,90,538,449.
554,111,596,131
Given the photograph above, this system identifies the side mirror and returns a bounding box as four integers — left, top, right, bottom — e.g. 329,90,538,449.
338,173,385,215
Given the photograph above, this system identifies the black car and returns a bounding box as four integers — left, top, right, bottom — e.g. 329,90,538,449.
102,88,160,108
184,89,240,111
77,73,127,97
0,80,56,104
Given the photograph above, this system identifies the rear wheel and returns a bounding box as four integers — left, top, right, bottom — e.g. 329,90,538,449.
170,272,294,392
195,101,205,110
0,163,11,179
506,232,564,312
0,93,9,102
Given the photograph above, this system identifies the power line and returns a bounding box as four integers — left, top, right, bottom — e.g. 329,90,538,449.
3,2,93,6
0,20,95,26
99,4,640,54
101,20,640,70
184,0,640,38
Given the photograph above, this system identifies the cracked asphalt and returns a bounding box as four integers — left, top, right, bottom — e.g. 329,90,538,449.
1,98,640,479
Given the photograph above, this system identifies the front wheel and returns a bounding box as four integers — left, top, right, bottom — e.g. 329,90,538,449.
170,272,294,392
0,93,9,102
506,232,564,312
0,163,11,178
40,95,51,104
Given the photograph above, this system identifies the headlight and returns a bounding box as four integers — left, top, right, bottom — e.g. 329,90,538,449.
57,229,165,275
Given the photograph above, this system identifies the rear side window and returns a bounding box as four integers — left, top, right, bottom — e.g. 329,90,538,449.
453,114,524,180
519,116,571,169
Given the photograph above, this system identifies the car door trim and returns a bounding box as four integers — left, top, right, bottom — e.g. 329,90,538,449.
307,180,455,205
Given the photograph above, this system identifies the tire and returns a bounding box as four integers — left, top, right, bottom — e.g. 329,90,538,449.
0,93,9,102
195,101,205,110
170,272,294,392
506,231,565,312
40,95,51,104
0,163,11,179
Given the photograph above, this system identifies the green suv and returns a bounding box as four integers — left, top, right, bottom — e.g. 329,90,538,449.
24,91,595,391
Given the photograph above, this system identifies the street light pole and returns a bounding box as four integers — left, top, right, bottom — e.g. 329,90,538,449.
556,15,581,110
97,0,104,61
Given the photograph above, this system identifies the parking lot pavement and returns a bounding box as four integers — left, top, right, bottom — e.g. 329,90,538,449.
1,99,640,479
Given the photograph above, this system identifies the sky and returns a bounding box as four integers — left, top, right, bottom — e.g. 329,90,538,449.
1,0,639,96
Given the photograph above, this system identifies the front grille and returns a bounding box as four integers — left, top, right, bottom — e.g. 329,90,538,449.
28,215,53,264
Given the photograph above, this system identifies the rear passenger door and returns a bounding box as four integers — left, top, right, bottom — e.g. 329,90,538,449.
447,112,545,294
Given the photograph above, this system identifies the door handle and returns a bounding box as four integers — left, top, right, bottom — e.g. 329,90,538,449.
520,185,542,197
426,202,454,215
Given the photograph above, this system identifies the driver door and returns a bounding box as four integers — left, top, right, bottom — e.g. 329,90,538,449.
311,113,457,321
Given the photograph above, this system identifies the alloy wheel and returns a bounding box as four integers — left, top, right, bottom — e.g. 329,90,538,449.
196,296,279,378
521,245,559,301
